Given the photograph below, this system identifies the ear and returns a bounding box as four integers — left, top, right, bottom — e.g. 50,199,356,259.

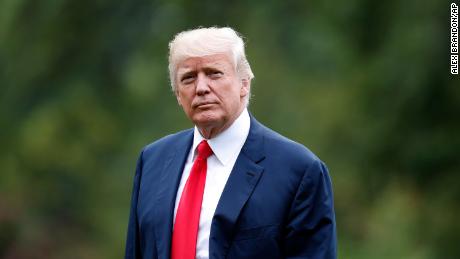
176,92,183,106
240,78,250,97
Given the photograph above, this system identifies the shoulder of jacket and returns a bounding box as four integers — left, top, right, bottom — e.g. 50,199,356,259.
259,122,322,166
141,128,193,155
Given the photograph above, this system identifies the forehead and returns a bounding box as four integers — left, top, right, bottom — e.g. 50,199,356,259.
176,53,234,74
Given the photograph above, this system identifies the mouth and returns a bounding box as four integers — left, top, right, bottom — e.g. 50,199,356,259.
194,102,217,109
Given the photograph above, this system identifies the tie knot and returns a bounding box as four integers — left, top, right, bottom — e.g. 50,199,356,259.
197,140,213,160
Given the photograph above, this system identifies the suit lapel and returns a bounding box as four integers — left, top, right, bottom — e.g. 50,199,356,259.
209,115,266,258
153,130,193,259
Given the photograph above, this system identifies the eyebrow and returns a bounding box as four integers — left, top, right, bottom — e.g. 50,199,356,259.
177,64,224,76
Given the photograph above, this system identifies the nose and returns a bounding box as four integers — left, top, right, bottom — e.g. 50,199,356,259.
195,73,210,96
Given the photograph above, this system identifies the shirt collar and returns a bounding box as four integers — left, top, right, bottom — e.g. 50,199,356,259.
192,108,250,166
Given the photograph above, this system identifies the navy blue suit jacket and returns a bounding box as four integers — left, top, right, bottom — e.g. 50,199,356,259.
125,115,336,259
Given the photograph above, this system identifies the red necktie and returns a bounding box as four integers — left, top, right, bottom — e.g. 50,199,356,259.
172,140,213,259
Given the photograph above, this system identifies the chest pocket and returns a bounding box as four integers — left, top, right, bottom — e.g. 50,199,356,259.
233,224,281,241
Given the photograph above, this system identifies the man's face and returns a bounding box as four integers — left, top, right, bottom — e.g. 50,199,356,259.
175,53,249,137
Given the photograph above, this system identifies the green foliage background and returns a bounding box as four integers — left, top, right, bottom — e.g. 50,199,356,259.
1,0,459,258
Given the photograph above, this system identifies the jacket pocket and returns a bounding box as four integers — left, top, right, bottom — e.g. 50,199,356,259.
233,224,281,241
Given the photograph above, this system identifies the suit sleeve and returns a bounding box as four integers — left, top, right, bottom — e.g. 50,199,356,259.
125,150,144,259
284,159,337,259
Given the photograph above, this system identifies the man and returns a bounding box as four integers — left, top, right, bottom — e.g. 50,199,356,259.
125,27,336,259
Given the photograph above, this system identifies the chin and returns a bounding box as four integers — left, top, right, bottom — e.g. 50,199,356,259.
192,112,223,127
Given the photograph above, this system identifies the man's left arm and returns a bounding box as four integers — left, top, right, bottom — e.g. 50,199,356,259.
284,159,337,259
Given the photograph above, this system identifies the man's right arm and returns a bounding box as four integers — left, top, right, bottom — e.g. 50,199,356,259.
125,150,144,259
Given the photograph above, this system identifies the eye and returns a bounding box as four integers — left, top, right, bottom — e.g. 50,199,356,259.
181,74,196,84
208,70,223,79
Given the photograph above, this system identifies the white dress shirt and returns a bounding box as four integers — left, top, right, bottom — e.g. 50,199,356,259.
173,108,250,259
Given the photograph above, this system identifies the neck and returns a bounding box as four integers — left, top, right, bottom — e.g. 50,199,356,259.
198,126,225,139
